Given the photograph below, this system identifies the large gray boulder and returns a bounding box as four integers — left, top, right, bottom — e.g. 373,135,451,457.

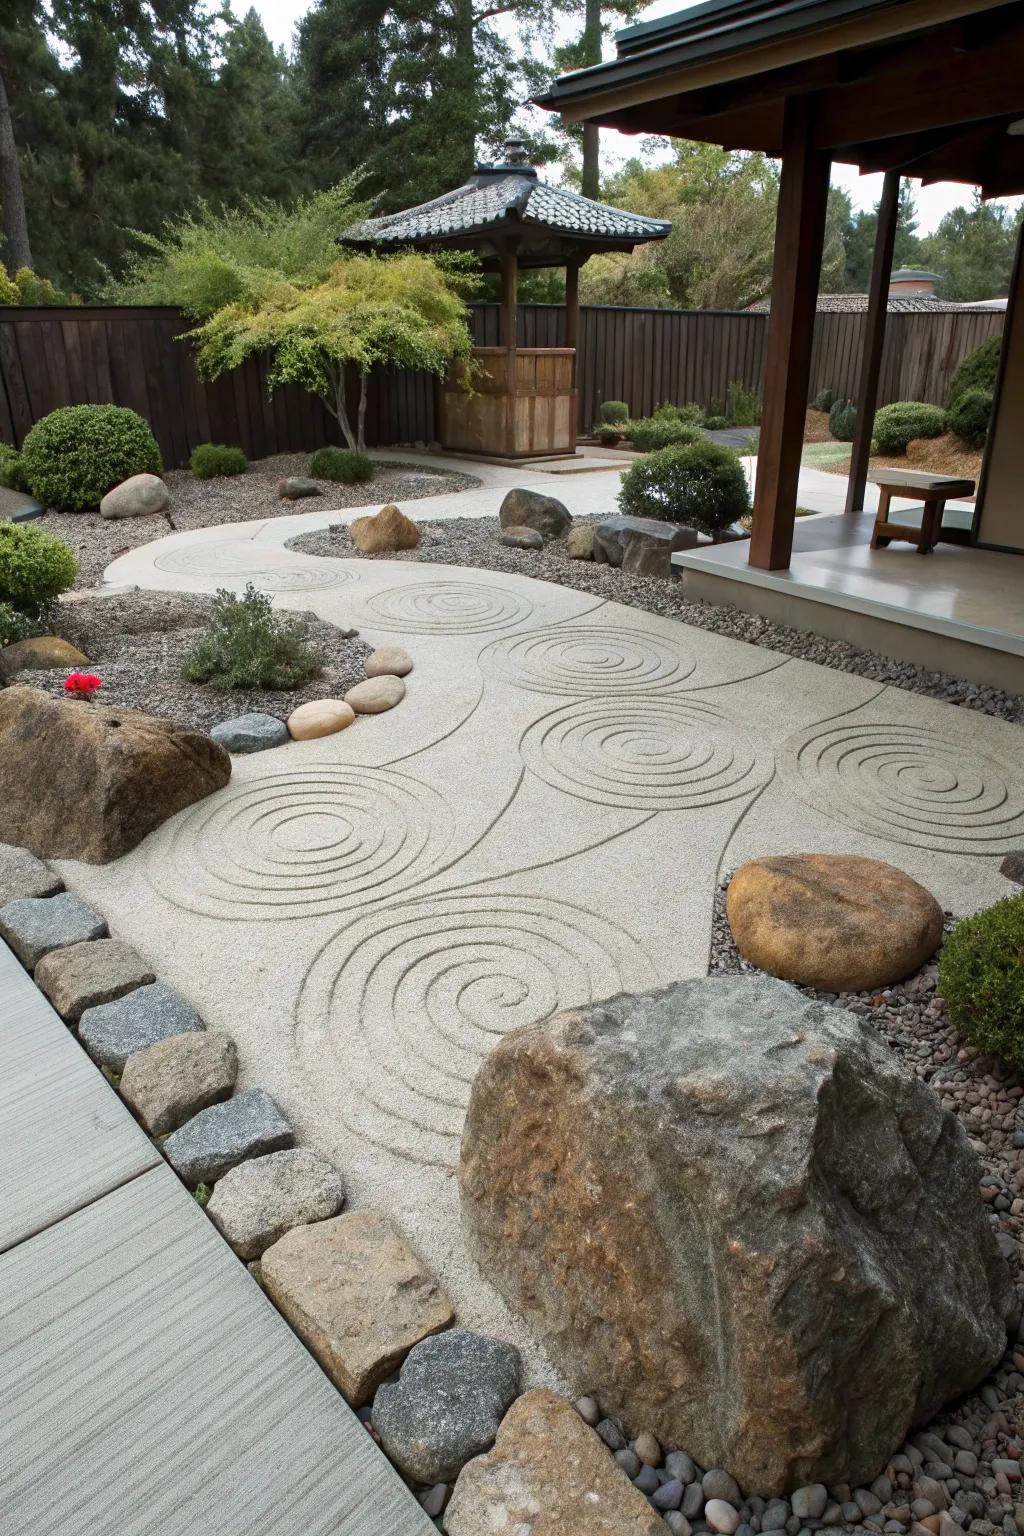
459,975,1011,1495
498,488,571,542
99,473,170,520
593,515,698,573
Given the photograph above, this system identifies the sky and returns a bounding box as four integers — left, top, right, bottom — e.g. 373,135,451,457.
249,0,1020,235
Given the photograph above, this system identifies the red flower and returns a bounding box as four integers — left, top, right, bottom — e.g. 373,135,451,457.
64,671,103,699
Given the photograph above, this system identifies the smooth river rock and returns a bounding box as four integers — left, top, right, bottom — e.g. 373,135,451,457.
287,699,355,740
99,472,169,520
726,853,945,993
211,713,289,754
0,635,90,682
499,525,543,551
343,675,405,714
444,1388,664,1535
459,974,1011,1494
365,646,413,678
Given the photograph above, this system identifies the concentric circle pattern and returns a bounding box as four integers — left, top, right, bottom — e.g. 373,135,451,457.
148,765,455,918
521,696,772,810
480,623,696,696
356,580,533,634
153,541,351,591
294,891,655,1166
782,721,1024,854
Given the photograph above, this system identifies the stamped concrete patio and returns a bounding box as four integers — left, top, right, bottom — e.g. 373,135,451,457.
55,469,1024,1371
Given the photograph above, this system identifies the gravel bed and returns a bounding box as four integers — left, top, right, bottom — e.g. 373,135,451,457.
33,453,479,590
8,590,372,732
288,515,1023,724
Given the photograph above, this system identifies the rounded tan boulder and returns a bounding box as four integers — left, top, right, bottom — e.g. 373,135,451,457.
344,675,405,714
286,699,356,740
349,504,420,553
726,852,944,993
365,646,413,678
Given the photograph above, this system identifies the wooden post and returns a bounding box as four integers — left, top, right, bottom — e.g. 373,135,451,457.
845,170,900,513
566,259,581,451
500,246,518,351
749,97,832,571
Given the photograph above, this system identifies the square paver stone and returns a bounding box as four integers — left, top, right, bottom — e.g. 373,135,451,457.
119,1031,239,1136
0,891,107,971
78,981,204,1070
206,1147,347,1260
162,1087,294,1187
0,842,63,905
260,1209,456,1405
34,938,155,1024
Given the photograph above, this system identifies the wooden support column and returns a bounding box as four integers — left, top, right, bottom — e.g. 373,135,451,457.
566,259,581,451
500,246,518,350
845,170,900,513
749,96,832,571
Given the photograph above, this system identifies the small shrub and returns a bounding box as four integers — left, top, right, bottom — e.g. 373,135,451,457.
0,522,78,618
181,583,320,691
948,335,1002,408
652,401,704,427
939,894,1024,1073
0,442,25,490
624,417,702,453
618,438,750,534
191,442,247,478
872,401,945,455
828,399,857,441
812,387,835,413
0,600,38,648
599,400,629,425
703,415,729,431
706,397,725,419
13,267,68,305
725,380,761,427
309,446,374,483
20,404,161,510
947,387,993,449
0,269,19,305
595,423,623,445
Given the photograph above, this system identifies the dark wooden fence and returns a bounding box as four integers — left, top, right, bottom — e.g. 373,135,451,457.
0,302,1004,467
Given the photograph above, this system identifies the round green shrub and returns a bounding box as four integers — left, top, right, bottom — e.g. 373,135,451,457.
624,418,701,453
0,600,38,648
21,405,161,511
599,400,629,425
938,894,1024,1072
0,269,19,305
595,424,623,445
872,401,945,455
812,387,835,413
828,399,857,442
948,335,1001,408
309,446,373,483
617,438,750,534
653,401,704,427
0,522,77,617
0,442,25,491
947,387,993,449
191,442,247,478
703,415,729,431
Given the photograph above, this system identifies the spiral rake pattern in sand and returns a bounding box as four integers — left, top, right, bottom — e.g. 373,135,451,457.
294,891,655,1166
520,696,773,810
355,580,533,635
480,623,696,696
153,541,352,591
148,765,455,918
782,720,1024,854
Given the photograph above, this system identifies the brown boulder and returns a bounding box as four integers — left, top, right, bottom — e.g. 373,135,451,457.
726,853,944,993
349,504,420,553
444,1389,664,1536
0,635,89,683
459,975,1010,1493
498,488,571,542
0,687,231,863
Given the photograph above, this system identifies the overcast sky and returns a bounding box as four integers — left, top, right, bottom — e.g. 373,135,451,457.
250,0,1021,235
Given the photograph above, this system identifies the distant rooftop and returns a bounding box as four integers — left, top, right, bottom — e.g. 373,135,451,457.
747,293,1003,314
890,270,942,284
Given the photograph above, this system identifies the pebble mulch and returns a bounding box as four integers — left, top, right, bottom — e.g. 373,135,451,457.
10,589,373,733
288,515,1023,724
34,454,480,589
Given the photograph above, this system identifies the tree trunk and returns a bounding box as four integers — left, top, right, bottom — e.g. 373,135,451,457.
453,0,477,182
0,63,32,273
356,371,369,452
579,0,602,199
329,366,359,451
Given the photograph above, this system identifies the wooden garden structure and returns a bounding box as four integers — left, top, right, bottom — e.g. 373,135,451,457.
343,140,670,458
538,0,1024,563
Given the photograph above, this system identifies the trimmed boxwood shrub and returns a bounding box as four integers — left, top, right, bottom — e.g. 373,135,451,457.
595,424,623,445
0,522,77,618
828,398,857,442
872,401,946,455
309,446,373,483
182,583,320,690
704,414,729,430
191,442,247,478
947,387,993,449
948,335,1002,408
20,405,161,511
624,417,702,453
618,438,750,534
812,387,835,413
599,400,629,425
0,442,25,490
939,894,1024,1073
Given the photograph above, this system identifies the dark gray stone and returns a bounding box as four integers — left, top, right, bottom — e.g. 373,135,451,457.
0,891,107,970
498,488,571,542
792,1488,828,1521
78,981,205,1069
704,1471,741,1504
634,1465,659,1495
999,851,1024,885
278,477,322,500
682,1483,706,1519
667,1451,698,1484
163,1088,294,1187
210,713,289,754
593,514,699,570
596,1418,626,1451
372,1327,520,1484
654,1480,686,1511
762,1502,790,1531
0,842,63,905
499,525,543,551
615,1448,642,1478
206,1147,347,1259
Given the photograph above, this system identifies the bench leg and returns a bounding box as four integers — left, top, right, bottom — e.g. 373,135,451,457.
870,489,891,550
917,498,941,554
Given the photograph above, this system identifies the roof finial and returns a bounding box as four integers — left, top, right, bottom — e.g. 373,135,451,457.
503,137,530,165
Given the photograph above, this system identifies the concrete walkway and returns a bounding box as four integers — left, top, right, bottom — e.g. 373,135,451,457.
0,938,434,1536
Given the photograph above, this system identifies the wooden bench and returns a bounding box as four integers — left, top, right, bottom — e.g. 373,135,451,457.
868,469,975,555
